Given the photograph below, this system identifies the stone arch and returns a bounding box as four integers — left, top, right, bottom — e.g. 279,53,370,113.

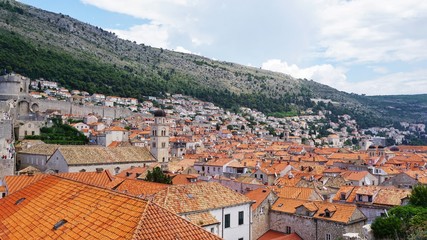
30,102,39,113
17,100,30,116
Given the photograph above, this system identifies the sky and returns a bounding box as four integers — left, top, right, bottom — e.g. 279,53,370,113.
19,0,427,96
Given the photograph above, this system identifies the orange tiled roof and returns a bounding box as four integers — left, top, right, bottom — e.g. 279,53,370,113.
269,186,322,201
4,174,46,194
0,175,221,240
272,198,366,224
18,144,59,156
108,141,121,148
108,126,127,131
153,182,253,214
184,212,219,227
245,188,272,210
52,146,156,165
114,179,169,199
333,185,411,206
4,170,114,194
116,166,149,179
373,188,411,206
340,171,370,181
258,231,302,240
332,186,358,202
171,174,198,185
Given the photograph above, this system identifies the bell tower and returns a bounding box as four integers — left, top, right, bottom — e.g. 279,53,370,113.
150,110,170,164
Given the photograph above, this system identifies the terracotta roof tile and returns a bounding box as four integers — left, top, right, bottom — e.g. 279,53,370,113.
18,144,59,156
184,212,219,226
53,146,156,165
245,188,271,210
4,170,114,195
153,182,253,214
0,176,221,240
114,179,169,199
258,230,302,240
171,174,199,185
269,186,322,201
272,198,366,224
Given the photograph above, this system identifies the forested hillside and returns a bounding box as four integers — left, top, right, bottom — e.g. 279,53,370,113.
0,0,425,127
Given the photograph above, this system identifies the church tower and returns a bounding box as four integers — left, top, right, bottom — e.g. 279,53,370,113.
150,110,170,164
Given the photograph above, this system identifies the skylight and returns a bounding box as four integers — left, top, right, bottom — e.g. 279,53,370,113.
14,197,26,205
53,219,68,230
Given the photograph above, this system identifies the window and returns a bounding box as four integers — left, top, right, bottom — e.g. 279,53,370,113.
255,174,258,178
286,226,291,234
224,214,230,228
210,228,214,233
260,174,263,179
152,142,156,148
238,211,244,225
340,193,346,200
238,238,243,240
161,142,166,148
326,233,331,240
368,196,373,202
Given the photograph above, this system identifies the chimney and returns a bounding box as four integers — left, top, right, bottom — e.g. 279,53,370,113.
96,168,103,173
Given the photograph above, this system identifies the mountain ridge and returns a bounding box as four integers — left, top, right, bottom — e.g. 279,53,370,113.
0,0,425,126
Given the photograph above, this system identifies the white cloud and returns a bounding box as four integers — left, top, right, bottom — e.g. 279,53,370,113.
315,0,427,63
174,46,196,54
107,24,169,48
261,59,348,90
369,66,389,74
262,59,427,95
348,71,427,95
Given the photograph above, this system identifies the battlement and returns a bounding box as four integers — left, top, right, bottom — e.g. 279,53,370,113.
0,74,31,100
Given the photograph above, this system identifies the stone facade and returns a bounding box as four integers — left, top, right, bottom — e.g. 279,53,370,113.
15,121,44,140
270,211,366,240
381,172,418,188
150,113,170,164
251,191,278,240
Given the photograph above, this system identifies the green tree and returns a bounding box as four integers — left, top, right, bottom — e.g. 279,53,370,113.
409,185,427,207
144,167,172,184
371,215,404,239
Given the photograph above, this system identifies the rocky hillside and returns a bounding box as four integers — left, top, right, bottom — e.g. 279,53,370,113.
0,0,425,126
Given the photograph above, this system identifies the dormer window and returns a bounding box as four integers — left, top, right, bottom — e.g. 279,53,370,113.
340,193,346,200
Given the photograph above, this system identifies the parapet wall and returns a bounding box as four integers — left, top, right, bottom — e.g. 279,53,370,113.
34,99,133,119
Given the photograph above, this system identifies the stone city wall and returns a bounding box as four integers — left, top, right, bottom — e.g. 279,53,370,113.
35,99,133,119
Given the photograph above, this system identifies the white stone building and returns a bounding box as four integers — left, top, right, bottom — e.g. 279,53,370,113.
45,146,156,174
153,182,254,240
